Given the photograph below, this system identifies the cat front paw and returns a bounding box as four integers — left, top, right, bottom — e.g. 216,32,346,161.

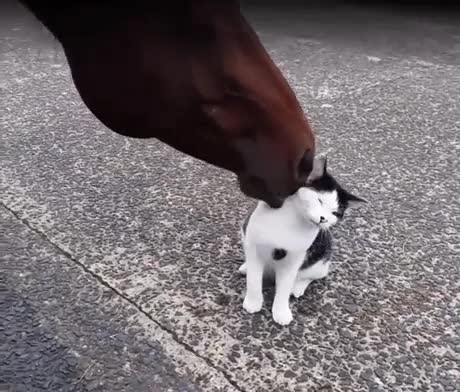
291,279,312,299
272,307,293,326
243,295,263,314
238,262,247,276
291,286,305,299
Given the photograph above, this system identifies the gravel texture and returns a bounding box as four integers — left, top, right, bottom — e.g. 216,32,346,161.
1,1,459,391
1,205,236,392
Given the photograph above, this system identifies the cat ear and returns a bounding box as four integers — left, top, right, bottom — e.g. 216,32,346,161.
323,156,328,172
344,191,368,206
306,155,327,182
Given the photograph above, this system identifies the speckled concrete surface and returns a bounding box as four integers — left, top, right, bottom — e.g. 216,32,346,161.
1,1,459,391
1,206,235,392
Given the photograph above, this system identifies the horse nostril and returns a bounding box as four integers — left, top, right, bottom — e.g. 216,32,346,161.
298,149,314,180
320,216,326,223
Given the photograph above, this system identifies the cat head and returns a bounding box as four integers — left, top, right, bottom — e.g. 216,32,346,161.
296,156,367,229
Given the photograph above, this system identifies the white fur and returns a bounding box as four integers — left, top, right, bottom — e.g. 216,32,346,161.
297,188,339,229
239,155,367,326
241,187,338,326
292,259,330,298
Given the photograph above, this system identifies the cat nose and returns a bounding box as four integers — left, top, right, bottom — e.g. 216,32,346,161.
320,216,327,223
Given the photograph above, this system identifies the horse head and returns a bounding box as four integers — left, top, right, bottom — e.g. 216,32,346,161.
20,0,316,208
187,1,316,207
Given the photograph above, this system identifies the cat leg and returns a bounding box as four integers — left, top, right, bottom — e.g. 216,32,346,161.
292,260,330,298
238,228,247,276
238,227,249,275
291,278,313,298
242,246,264,314
272,253,304,326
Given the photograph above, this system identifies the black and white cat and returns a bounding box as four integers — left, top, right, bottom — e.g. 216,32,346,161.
239,156,366,325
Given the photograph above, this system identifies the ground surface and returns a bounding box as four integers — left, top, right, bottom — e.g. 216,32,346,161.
1,1,459,391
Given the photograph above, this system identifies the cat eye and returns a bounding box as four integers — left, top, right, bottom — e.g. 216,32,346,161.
332,212,340,217
318,198,323,205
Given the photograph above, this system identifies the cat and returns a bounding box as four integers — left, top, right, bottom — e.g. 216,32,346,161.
239,156,366,325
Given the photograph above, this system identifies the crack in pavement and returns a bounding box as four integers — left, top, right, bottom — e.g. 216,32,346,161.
1,201,244,392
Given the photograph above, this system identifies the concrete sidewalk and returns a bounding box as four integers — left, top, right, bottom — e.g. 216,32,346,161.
1,1,459,391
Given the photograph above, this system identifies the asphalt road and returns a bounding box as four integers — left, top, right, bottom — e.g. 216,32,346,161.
1,1,459,391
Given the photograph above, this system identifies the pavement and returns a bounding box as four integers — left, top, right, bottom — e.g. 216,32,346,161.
1,1,459,391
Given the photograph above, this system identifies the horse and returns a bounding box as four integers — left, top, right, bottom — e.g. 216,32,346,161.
19,0,316,208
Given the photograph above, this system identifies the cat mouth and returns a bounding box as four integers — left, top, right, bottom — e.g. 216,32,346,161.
309,219,320,227
309,219,329,230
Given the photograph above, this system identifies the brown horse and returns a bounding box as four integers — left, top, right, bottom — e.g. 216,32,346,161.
19,0,316,208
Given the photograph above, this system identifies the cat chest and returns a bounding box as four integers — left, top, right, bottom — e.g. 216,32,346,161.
248,226,316,256
246,208,319,256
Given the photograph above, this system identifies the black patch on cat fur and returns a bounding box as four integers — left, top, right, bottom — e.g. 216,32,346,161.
300,161,365,270
301,230,332,269
307,168,358,217
272,248,287,260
